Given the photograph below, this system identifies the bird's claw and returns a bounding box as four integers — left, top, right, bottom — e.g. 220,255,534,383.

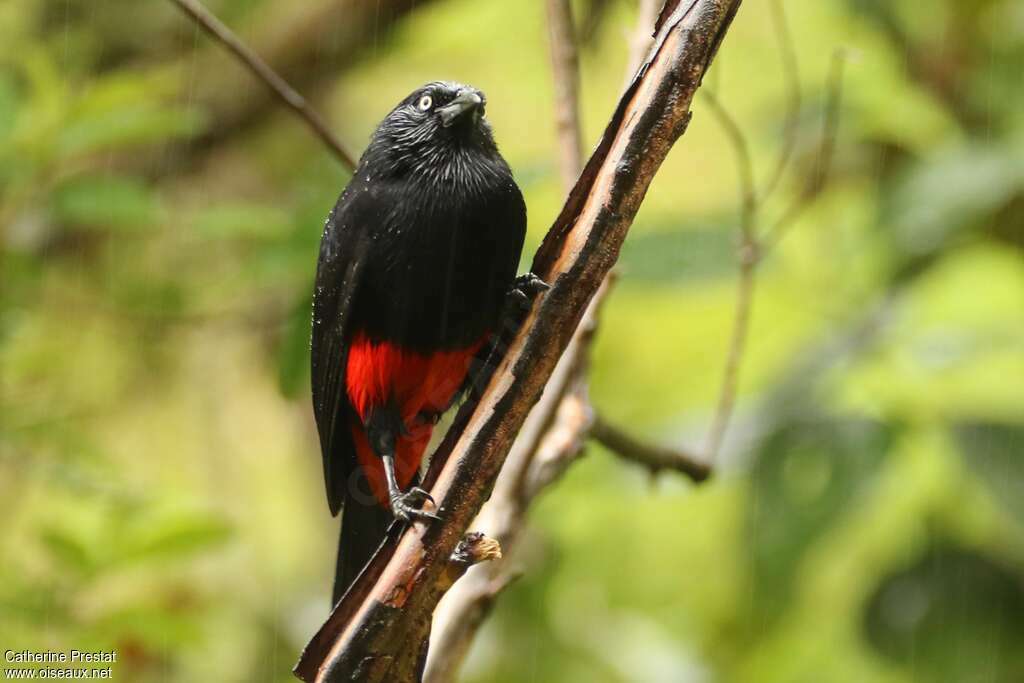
514,272,550,297
408,486,435,505
507,273,550,313
390,486,442,523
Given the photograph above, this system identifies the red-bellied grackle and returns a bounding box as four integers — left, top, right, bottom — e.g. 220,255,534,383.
311,81,543,604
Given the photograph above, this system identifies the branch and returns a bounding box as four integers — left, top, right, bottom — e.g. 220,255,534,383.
167,0,357,171
294,1,743,680
545,0,585,191
591,415,710,482
424,3,613,672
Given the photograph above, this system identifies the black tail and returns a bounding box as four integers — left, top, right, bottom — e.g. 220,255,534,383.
332,496,392,606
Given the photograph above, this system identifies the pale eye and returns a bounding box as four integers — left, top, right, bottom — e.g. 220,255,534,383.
417,95,433,111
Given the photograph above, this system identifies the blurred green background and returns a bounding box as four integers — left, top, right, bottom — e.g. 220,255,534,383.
2,0,1023,681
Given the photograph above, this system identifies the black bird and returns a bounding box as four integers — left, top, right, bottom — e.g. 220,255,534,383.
311,81,537,603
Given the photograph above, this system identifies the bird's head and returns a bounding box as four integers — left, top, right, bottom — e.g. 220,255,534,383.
361,81,504,182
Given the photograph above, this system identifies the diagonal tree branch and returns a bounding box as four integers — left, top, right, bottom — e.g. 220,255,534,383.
423,276,613,683
293,1,743,680
424,0,727,666
167,0,357,170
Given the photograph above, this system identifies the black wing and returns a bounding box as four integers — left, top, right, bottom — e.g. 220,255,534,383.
311,184,371,516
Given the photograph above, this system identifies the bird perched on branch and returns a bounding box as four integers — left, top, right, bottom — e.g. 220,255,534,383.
311,81,543,604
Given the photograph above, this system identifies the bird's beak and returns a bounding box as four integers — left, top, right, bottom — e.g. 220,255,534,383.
438,90,483,127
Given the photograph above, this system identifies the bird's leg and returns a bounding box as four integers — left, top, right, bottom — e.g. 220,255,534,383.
367,408,441,524
382,454,441,523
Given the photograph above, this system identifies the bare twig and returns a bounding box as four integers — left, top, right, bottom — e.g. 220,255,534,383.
699,46,846,463
591,415,710,481
704,256,757,462
701,90,760,463
702,90,757,241
294,2,743,679
760,0,802,200
762,49,846,251
545,0,585,190
167,0,357,170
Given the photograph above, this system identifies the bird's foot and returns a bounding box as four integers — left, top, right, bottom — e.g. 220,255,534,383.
389,486,442,523
506,272,550,313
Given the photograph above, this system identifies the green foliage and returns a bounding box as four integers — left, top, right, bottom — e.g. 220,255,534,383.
864,544,1024,683
955,422,1024,525
885,143,1024,257
748,418,894,624
53,175,162,231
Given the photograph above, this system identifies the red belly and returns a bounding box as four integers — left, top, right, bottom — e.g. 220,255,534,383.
345,331,485,507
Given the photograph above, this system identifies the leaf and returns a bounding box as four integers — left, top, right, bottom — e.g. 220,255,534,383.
0,72,20,143
39,527,95,576
115,512,233,565
954,421,1024,524
618,218,735,284
885,144,1024,257
52,175,160,231
748,416,894,622
95,605,202,651
107,278,186,320
863,543,1024,683
277,288,313,399
193,203,292,240
59,106,205,156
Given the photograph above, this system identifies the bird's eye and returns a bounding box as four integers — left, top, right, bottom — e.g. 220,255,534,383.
417,95,433,111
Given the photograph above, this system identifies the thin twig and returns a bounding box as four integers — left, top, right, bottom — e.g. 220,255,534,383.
545,0,585,191
701,90,760,463
591,415,710,481
703,256,757,462
700,49,847,462
167,0,357,171
702,90,758,241
762,50,846,251
759,0,802,200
